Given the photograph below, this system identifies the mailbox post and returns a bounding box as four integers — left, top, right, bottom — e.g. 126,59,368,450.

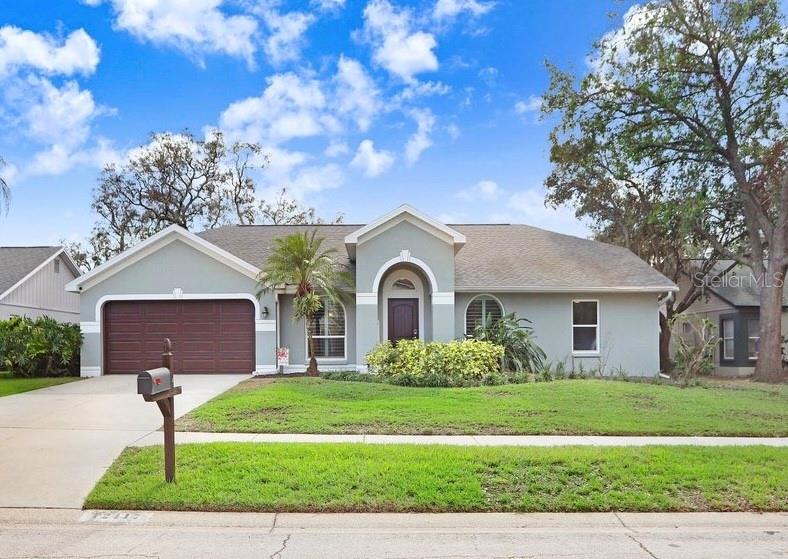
137,339,181,483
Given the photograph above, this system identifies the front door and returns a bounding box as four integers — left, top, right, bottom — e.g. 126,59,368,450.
388,298,419,343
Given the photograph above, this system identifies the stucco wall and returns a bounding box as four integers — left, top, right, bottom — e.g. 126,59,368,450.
454,291,661,376
354,220,457,363
278,294,356,369
77,239,274,376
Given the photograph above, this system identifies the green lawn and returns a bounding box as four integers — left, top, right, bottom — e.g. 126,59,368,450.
176,378,788,436
0,372,80,397
85,443,787,512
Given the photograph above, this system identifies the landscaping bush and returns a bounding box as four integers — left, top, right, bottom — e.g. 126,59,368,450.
0,316,82,377
319,370,381,383
472,313,546,373
366,339,504,387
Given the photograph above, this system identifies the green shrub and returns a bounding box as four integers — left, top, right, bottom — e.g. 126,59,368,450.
0,316,82,377
365,339,504,387
472,313,546,373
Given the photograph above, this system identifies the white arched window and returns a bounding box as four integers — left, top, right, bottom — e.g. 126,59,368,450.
465,295,504,336
306,299,346,359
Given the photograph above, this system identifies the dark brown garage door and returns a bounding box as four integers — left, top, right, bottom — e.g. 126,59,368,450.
103,299,254,374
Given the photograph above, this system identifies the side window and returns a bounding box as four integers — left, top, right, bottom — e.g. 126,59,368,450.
721,318,735,360
54,259,60,274
747,318,760,361
572,300,599,353
465,295,504,337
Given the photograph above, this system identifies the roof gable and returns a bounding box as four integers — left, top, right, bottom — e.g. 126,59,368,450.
65,225,260,292
0,247,79,300
344,205,466,257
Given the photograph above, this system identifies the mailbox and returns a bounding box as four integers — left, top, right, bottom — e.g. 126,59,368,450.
137,367,174,396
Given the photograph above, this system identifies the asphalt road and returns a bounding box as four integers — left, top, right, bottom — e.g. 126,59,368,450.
1,509,785,559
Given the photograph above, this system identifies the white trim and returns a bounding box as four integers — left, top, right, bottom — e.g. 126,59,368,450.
0,248,72,301
372,254,439,294
254,365,278,376
356,292,377,305
65,224,261,292
455,285,678,293
93,292,261,323
463,294,505,336
305,299,347,360
80,366,101,378
381,269,425,342
80,321,100,334
344,204,466,246
255,319,276,332
432,292,455,305
571,299,600,356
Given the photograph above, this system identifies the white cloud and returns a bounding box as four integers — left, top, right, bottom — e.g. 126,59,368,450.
361,0,438,83
2,74,116,177
283,163,345,198
0,26,99,77
514,95,542,115
259,8,315,65
404,108,435,165
218,72,336,145
324,139,350,157
457,179,501,201
87,0,258,65
311,0,345,10
351,139,394,177
396,80,450,101
433,0,494,20
334,56,380,132
446,123,460,139
495,189,590,237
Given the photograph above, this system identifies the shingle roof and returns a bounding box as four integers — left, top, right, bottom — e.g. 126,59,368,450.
700,260,785,307
198,223,675,291
0,246,62,297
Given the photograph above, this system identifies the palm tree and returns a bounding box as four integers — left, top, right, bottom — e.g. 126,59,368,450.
257,230,354,375
0,156,10,215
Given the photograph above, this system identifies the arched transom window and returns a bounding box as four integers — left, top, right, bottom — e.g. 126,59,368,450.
465,295,504,336
392,278,416,290
306,299,346,359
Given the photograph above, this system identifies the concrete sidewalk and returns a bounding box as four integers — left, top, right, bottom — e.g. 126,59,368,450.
133,431,788,447
1,508,785,558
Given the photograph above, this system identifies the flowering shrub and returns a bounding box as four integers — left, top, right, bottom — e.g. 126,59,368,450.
365,339,504,387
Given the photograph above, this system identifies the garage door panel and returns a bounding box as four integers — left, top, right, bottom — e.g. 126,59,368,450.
104,299,254,374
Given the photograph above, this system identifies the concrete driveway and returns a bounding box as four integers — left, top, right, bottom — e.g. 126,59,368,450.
0,374,246,509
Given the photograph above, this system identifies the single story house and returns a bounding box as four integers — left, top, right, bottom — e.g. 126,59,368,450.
674,261,787,377
1,246,81,322
65,205,677,377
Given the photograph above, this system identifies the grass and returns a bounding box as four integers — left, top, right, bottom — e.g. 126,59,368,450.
176,377,788,436
0,372,80,397
85,443,788,512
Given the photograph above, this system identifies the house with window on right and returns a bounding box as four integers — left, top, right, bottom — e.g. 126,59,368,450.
675,261,788,377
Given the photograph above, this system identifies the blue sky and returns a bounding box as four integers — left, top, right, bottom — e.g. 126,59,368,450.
0,0,635,246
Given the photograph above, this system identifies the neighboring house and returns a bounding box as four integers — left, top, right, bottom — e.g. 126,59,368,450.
0,246,81,322
674,261,787,377
65,205,677,377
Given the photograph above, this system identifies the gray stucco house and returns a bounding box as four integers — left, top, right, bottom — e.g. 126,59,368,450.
66,205,676,377
674,261,787,377
1,246,81,322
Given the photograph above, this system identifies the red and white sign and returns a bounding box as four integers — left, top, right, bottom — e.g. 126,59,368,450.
276,347,289,367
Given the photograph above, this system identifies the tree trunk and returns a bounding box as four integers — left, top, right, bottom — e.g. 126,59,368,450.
753,266,786,382
306,330,319,376
659,312,672,374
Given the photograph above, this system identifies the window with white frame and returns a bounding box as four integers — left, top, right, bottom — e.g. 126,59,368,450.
572,300,599,353
747,318,760,360
465,295,503,336
721,318,735,360
306,299,345,359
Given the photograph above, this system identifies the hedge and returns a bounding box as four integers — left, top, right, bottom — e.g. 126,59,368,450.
0,316,82,377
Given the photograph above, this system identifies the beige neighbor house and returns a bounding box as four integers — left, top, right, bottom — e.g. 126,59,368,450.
0,246,81,323
674,261,788,377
